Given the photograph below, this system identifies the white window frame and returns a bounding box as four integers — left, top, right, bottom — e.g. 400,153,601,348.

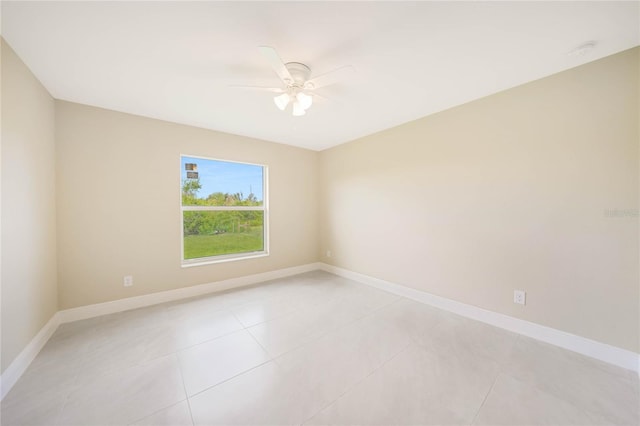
180,154,269,267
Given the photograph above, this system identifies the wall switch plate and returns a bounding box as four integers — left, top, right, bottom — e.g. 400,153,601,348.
326,250,332,258
123,275,133,287
514,290,526,305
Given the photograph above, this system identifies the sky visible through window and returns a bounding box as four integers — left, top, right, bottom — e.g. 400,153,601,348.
181,156,263,201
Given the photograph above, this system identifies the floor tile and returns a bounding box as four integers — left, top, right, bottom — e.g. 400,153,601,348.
178,329,270,396
279,284,343,308
211,282,291,309
473,373,603,425
503,336,640,425
167,308,244,349
20,319,100,387
335,281,400,311
275,312,413,405
189,361,325,426
4,271,638,426
231,295,302,327
4,350,79,401
75,324,177,383
428,312,518,364
247,296,371,357
131,400,193,426
306,343,500,425
57,354,186,425
94,305,171,341
376,298,444,346
41,317,102,356
165,294,232,321
1,384,69,426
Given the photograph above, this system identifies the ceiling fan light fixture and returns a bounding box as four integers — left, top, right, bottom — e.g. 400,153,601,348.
273,93,290,110
296,92,313,110
292,100,306,116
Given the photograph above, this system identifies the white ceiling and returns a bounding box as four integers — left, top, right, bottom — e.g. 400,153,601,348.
2,1,639,151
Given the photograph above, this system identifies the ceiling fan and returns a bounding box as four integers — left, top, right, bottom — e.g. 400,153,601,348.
232,46,353,116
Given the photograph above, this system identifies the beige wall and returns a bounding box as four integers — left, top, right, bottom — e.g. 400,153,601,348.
1,40,58,372
320,48,640,353
55,101,319,309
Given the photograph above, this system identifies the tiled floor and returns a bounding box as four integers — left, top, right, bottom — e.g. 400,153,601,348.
2,271,638,425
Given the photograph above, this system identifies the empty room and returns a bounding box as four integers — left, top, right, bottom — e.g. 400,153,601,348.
1,1,639,425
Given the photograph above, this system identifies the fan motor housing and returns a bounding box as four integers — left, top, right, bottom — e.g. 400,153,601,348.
284,62,311,85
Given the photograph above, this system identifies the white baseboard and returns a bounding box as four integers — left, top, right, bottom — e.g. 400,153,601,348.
320,263,640,374
58,262,322,324
0,262,321,400
0,312,60,400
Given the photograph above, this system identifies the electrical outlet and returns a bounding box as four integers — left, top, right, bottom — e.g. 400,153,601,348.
514,290,526,305
326,250,332,258
123,275,133,287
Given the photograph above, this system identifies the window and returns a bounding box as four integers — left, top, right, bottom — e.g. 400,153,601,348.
180,155,268,265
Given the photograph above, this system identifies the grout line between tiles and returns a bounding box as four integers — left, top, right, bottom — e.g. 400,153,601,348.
176,357,196,426
300,340,415,426
185,398,196,426
266,294,404,366
233,311,274,359
184,289,399,402
173,325,247,353
230,309,249,330
127,399,191,426
470,370,501,425
186,359,272,400
169,346,193,425
234,297,313,329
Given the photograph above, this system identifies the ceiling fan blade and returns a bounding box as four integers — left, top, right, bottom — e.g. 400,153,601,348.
308,65,354,89
229,85,284,93
258,46,293,85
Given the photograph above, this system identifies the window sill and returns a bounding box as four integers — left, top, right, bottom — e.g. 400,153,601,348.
181,251,269,268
